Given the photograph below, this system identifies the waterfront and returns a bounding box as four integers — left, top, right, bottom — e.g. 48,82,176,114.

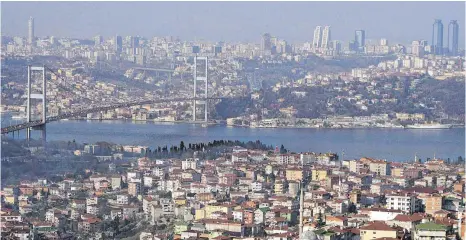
4,119,464,162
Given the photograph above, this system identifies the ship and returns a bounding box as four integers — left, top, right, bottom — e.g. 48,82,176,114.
404,123,452,129
11,114,26,120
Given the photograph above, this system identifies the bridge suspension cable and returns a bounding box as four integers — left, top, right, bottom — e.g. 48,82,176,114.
44,66,94,103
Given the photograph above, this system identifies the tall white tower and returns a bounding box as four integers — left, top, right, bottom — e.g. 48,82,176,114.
321,26,331,49
193,56,208,122
26,65,47,142
312,26,322,50
28,16,35,45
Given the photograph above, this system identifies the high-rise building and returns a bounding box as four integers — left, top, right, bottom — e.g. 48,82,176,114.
94,35,103,46
331,40,341,56
347,40,357,52
270,37,278,47
261,33,272,55
411,40,424,57
312,26,322,49
14,37,24,47
28,16,34,45
125,36,133,46
355,30,366,51
276,40,288,54
131,36,140,55
380,38,388,46
321,26,331,49
432,19,444,55
115,35,123,53
132,36,140,48
448,20,459,56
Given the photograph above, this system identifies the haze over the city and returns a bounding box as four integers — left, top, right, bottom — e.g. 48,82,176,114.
2,1,465,45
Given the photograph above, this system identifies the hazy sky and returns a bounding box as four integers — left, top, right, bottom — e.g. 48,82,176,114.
2,1,464,45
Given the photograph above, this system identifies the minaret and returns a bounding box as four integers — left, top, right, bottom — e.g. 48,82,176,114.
299,182,304,239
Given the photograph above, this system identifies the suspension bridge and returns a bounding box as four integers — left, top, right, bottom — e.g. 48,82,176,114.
1,57,227,139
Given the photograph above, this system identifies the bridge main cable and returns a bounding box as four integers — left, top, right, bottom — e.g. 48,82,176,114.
2,96,225,134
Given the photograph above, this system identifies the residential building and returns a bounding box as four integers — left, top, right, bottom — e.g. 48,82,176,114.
413,222,447,240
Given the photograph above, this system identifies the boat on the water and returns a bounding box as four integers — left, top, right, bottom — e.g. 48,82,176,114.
375,123,404,128
404,123,452,129
11,115,26,120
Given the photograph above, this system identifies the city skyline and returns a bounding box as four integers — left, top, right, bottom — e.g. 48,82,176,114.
1,1,464,45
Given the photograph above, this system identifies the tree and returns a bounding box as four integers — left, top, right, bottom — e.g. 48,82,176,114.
40,188,47,198
269,173,276,183
348,202,357,213
179,141,185,151
280,144,287,154
317,212,325,226
112,215,120,234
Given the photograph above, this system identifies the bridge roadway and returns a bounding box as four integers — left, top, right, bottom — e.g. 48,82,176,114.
1,96,225,134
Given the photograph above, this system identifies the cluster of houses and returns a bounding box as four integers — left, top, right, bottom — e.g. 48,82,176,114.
1,146,465,240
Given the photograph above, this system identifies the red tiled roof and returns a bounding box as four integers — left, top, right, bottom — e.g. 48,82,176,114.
360,221,396,231
393,214,424,222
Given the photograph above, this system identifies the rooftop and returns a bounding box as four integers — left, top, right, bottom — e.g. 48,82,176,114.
416,222,447,231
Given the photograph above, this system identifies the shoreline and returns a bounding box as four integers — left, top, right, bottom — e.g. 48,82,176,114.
60,118,464,130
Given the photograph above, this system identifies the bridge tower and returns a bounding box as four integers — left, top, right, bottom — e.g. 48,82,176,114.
192,56,208,122
26,65,47,142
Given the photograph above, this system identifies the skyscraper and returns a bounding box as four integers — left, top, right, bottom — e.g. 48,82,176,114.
312,26,322,49
321,26,331,49
261,33,272,55
331,40,341,56
132,36,140,48
28,16,34,45
448,20,459,56
432,19,444,55
355,30,366,51
131,36,140,55
115,35,123,53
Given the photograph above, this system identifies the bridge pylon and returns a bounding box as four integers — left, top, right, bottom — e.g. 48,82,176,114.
193,56,208,122
26,65,47,143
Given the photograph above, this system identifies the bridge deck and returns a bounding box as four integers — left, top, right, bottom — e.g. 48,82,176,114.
1,97,226,134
